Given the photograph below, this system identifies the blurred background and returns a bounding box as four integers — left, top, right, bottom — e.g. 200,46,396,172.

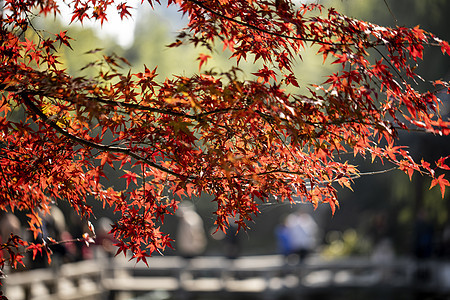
2,0,450,299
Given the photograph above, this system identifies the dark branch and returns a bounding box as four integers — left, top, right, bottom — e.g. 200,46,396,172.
20,92,190,180
92,96,241,120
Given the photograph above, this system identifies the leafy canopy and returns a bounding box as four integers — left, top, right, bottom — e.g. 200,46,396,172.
1,0,450,268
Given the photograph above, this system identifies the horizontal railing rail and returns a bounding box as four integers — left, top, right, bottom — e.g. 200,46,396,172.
2,254,450,300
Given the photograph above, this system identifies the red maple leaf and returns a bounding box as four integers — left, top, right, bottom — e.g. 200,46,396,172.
197,53,211,70
430,174,450,199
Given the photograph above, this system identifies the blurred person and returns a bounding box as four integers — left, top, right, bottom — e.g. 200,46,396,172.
370,212,394,262
94,217,116,258
0,211,22,270
285,209,318,262
413,208,435,285
414,208,434,259
31,205,68,268
370,213,389,245
275,215,292,257
175,202,207,258
0,211,21,243
68,211,94,261
224,215,241,259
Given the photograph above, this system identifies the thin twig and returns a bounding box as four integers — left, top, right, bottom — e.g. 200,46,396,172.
383,0,398,24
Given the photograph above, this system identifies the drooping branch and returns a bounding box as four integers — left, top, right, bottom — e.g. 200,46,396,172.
20,92,189,180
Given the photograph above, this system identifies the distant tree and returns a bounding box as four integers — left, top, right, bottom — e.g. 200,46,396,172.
1,0,450,272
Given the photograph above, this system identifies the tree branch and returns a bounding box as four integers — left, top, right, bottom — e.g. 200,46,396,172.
20,92,190,180
92,96,241,120
187,0,347,46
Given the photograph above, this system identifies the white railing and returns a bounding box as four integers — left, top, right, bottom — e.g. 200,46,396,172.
2,255,450,300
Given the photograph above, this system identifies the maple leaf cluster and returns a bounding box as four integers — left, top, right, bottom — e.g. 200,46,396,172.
0,0,450,271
